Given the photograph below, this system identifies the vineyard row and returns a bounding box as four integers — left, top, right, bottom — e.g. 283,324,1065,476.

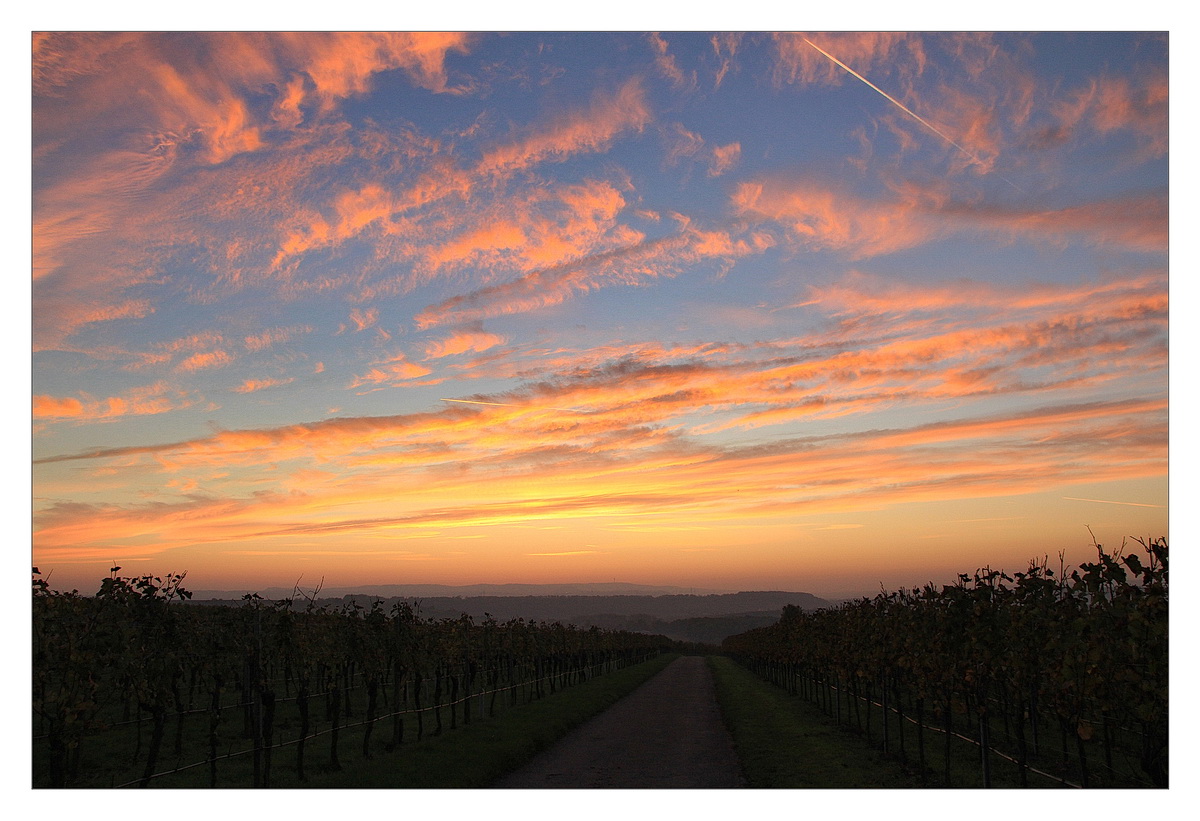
33,569,673,788
722,537,1168,788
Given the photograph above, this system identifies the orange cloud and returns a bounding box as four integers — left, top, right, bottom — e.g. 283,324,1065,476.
272,184,400,267
808,269,1166,317
148,61,264,164
232,377,295,394
351,353,434,390
1044,73,1168,157
176,350,233,372
282,32,473,105
348,307,380,333
423,222,529,271
33,382,198,421
424,329,507,359
160,331,226,354
664,123,705,166
33,32,141,96
272,73,308,128
243,326,312,352
709,142,740,176
733,179,937,257
942,193,1168,252
32,396,84,419
710,33,743,89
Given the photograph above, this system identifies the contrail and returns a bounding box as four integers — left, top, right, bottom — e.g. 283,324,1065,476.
1062,496,1166,509
803,38,1021,191
441,398,583,413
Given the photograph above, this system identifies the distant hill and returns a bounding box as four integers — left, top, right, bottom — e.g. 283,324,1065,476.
190,588,831,645
190,581,727,600
575,611,786,645
385,591,830,622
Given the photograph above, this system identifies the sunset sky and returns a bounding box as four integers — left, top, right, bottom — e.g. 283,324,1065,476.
31,31,1169,599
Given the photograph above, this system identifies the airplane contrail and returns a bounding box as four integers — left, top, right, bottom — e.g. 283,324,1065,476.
803,38,1022,191
1062,496,1166,509
441,398,583,413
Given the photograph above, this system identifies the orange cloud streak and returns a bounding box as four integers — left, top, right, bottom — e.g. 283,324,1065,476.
735,178,1166,257
425,329,507,359
414,223,773,328
477,79,651,177
33,382,199,422
233,377,295,394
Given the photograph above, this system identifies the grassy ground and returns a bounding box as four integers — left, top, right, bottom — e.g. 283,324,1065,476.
708,655,926,788
708,656,1145,789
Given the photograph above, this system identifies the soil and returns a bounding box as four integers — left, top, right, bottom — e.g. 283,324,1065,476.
493,655,745,788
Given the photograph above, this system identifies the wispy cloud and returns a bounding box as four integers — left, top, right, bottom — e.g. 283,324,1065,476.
648,33,695,91
710,33,743,89
1041,73,1168,158
414,223,773,328
734,177,1166,258
709,142,741,176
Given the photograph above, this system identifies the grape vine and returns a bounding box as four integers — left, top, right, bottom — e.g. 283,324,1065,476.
722,538,1167,788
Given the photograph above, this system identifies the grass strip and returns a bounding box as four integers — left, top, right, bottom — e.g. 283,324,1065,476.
296,653,678,788
708,655,924,788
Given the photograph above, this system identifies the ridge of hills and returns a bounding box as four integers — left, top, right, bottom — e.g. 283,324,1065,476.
191,587,832,645
190,581,727,599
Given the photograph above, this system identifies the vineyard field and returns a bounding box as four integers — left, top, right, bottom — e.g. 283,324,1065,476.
32,571,673,788
33,537,1168,789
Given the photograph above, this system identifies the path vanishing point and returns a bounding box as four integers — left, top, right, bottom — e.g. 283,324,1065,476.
494,655,745,788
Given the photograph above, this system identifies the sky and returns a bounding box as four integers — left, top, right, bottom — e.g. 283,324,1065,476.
31,30,1170,599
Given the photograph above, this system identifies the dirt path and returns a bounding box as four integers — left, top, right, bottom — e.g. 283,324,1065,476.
493,655,744,788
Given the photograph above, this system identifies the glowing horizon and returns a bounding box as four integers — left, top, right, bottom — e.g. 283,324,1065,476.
32,32,1167,600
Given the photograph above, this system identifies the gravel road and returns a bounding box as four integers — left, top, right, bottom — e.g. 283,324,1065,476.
493,655,745,788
